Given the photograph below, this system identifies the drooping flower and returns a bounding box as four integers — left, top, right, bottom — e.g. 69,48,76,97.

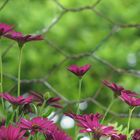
0,125,26,140
19,117,57,135
66,113,117,139
46,130,72,140
67,64,91,78
46,97,62,108
111,134,127,140
132,129,140,140
30,91,62,108
29,91,44,105
120,91,140,107
0,93,33,106
103,80,137,97
5,31,43,47
103,80,124,96
0,23,13,37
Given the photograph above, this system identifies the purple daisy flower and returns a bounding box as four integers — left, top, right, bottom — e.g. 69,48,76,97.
0,125,26,140
30,91,62,108
132,129,140,140
5,31,43,47
19,117,57,135
0,93,33,106
47,97,62,108
67,64,91,78
103,80,124,96
103,80,137,97
46,130,72,140
0,23,13,37
120,91,140,107
111,134,127,140
66,113,117,139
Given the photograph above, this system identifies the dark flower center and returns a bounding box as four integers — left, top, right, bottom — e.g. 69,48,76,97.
32,124,40,131
0,29,4,35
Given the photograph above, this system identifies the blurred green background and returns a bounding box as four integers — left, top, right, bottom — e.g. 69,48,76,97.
0,0,140,138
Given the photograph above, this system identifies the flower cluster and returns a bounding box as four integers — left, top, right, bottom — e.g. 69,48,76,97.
1,22,140,140
0,125,26,140
0,117,72,140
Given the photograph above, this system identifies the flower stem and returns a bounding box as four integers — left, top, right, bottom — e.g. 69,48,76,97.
17,48,23,96
35,133,38,140
15,106,19,122
127,107,135,138
101,97,116,123
89,132,93,140
75,78,83,140
76,78,82,114
93,133,100,140
0,55,4,109
40,100,47,115
32,103,38,115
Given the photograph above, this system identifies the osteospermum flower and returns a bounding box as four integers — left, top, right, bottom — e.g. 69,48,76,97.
111,134,127,140
103,80,124,96
0,93,33,106
0,23,13,37
66,113,117,139
46,130,72,140
46,97,62,108
30,91,62,108
120,91,140,107
5,31,43,47
19,117,57,135
66,112,102,121
0,125,26,140
132,129,140,140
29,91,44,105
67,64,91,78
103,80,137,97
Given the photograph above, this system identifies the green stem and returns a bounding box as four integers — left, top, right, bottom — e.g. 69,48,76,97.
35,133,38,140
15,106,20,122
17,109,24,122
127,107,135,139
75,78,83,140
101,97,116,123
76,78,82,115
0,55,4,109
17,48,23,96
39,100,47,115
32,103,38,115
28,135,33,140
90,132,93,140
